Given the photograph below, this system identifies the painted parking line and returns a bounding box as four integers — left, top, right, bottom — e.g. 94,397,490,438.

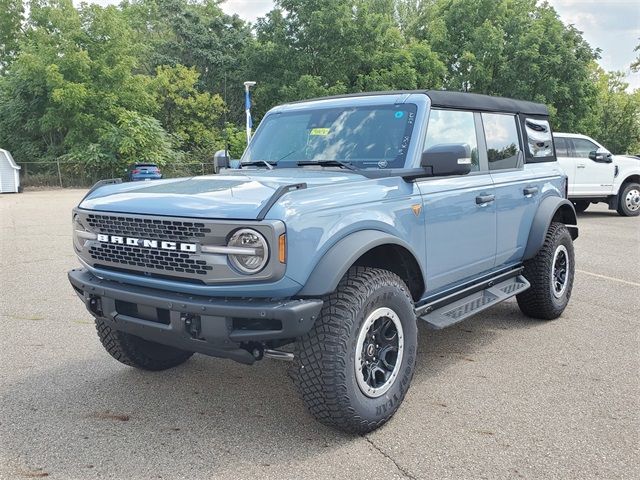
576,269,640,287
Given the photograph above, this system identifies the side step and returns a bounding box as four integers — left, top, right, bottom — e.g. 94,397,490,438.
419,275,530,329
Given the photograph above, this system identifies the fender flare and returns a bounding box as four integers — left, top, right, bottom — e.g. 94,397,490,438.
523,196,578,261
297,230,423,297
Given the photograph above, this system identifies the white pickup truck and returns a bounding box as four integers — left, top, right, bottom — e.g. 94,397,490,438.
554,133,640,216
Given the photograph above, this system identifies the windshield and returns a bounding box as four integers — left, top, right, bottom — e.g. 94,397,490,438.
243,104,418,169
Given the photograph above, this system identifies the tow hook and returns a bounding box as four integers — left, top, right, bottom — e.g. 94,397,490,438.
88,296,103,316
182,313,201,339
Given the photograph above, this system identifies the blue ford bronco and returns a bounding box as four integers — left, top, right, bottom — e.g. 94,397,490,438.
69,91,578,433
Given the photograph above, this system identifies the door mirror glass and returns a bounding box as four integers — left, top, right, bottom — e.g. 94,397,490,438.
588,148,612,163
421,143,472,176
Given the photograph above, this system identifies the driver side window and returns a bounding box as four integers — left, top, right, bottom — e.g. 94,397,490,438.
571,138,597,158
424,109,479,171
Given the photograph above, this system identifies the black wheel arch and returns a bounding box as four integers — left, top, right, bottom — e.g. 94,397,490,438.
523,196,578,261
297,230,425,301
620,174,640,188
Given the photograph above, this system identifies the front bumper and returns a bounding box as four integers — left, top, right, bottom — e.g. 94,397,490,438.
68,268,323,364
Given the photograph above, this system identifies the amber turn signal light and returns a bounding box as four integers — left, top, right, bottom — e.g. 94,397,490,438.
278,234,286,263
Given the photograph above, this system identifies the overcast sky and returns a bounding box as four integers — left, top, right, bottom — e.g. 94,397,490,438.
79,0,639,89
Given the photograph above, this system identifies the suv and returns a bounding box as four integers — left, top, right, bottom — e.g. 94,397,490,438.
127,163,163,182
69,91,578,433
554,133,640,216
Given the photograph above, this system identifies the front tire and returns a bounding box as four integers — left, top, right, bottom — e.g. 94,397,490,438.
617,182,640,216
96,319,194,371
517,222,575,320
293,267,417,434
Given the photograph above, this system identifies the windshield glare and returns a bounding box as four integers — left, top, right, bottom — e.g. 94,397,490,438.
243,104,418,169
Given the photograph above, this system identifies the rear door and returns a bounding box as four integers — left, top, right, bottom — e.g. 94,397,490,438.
554,136,575,195
483,113,543,267
570,137,615,196
416,108,496,292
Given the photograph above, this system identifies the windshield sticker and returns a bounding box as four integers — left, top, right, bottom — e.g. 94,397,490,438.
394,111,405,119
310,127,331,136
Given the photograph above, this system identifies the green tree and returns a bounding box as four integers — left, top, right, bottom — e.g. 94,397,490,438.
0,0,171,177
248,0,445,118
121,0,252,123
581,66,640,154
404,0,599,131
0,0,24,70
152,64,226,157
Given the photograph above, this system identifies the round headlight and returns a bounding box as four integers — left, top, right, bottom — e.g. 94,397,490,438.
227,228,269,274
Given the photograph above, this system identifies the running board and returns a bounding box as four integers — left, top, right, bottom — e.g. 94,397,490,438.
418,275,530,329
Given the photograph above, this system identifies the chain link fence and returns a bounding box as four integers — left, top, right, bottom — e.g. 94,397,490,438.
18,160,220,189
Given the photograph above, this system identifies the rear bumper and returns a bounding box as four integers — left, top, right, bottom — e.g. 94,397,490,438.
68,268,323,364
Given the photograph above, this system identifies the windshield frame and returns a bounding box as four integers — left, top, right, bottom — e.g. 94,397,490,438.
241,94,430,170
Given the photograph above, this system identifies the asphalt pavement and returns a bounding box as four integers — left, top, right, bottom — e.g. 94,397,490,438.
0,190,638,480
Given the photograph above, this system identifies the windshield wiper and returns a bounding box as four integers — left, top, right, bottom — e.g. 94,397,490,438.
241,160,276,170
296,160,359,171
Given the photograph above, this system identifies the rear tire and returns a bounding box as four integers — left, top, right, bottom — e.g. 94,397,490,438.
572,200,590,213
617,182,640,216
96,319,194,371
292,267,417,434
517,222,575,320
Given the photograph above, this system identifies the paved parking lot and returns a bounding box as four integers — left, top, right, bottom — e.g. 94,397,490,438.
1,189,638,480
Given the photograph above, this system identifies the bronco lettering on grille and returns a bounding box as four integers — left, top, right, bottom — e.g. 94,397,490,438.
97,234,197,253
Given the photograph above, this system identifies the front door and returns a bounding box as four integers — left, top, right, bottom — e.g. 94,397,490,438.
416,108,496,293
570,137,615,197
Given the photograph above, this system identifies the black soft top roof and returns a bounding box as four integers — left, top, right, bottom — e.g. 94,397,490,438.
289,90,549,116
426,90,548,116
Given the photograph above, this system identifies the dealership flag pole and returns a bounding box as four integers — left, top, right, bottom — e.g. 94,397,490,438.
244,81,256,144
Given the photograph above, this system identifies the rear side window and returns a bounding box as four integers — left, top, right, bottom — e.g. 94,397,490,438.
482,113,521,170
554,137,570,157
424,109,480,171
525,118,553,158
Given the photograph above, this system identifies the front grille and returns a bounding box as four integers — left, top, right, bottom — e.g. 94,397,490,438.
85,214,211,242
89,243,212,276
83,212,215,280
75,210,283,285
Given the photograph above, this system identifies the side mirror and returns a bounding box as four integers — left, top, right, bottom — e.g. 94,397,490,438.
213,149,230,173
588,148,612,163
421,143,472,176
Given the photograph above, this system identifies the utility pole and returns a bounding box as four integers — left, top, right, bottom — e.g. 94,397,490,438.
244,81,256,144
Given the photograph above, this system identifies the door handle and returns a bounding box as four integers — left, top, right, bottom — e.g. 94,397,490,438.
475,194,495,205
523,186,539,196
577,164,586,168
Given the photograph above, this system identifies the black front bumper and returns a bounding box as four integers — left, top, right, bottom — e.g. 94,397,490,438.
68,269,323,364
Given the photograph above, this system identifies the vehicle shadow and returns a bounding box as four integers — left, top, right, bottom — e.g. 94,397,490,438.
576,209,621,217
1,300,543,478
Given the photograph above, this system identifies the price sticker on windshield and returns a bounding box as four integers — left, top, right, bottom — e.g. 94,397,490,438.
310,128,331,136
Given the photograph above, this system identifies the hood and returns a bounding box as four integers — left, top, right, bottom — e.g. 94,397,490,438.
79,169,364,220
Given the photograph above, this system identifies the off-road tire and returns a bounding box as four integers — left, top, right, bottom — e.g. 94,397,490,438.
96,319,194,371
617,182,640,217
292,267,418,434
517,222,575,320
572,200,590,214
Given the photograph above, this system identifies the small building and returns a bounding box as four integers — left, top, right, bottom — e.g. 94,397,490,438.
0,149,21,193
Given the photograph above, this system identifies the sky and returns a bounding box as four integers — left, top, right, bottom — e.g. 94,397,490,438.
79,0,639,89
